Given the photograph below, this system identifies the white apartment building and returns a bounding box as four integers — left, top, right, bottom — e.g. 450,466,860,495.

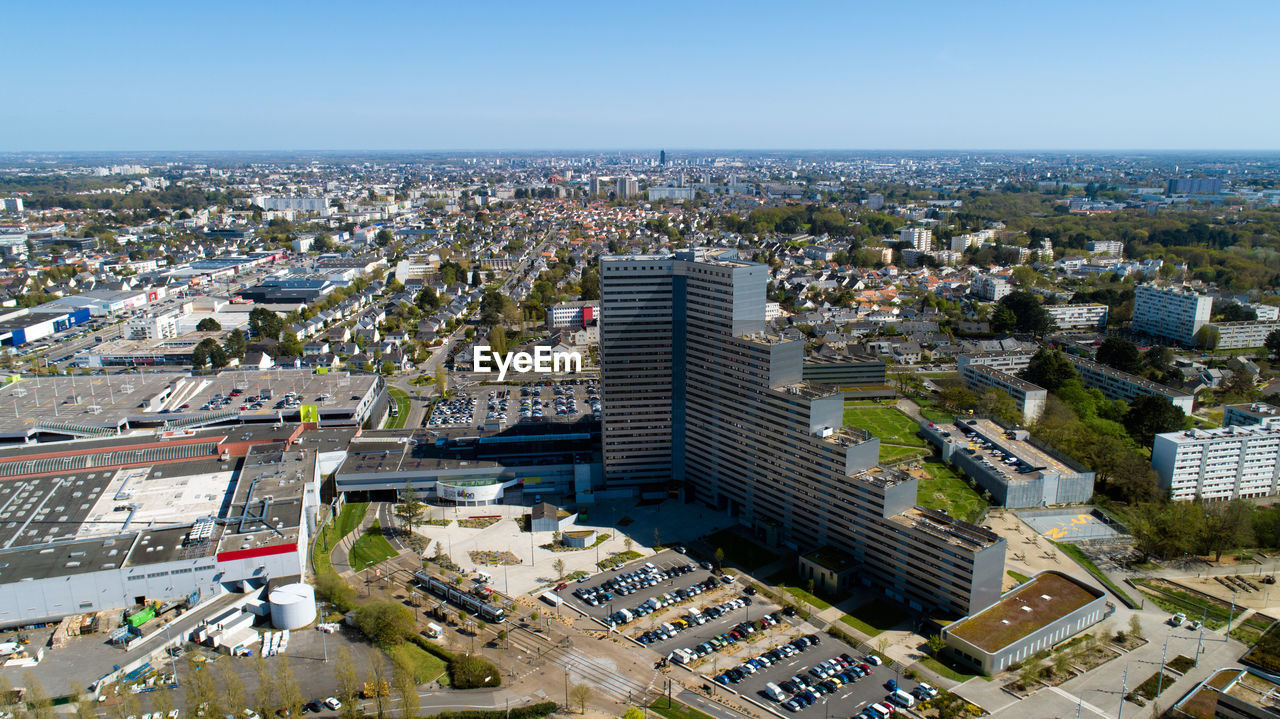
1086,240,1124,255
252,196,330,215
1224,403,1280,429
899,227,933,252
616,177,639,199
1251,304,1280,321
1132,285,1212,346
1205,321,1280,350
956,350,1036,374
1045,303,1109,330
765,301,782,322
126,307,182,340
545,301,599,329
1064,354,1195,414
971,275,1011,301
959,363,1047,423
0,198,22,212
1152,425,1280,501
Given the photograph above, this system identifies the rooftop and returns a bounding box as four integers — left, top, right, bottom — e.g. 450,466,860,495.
946,571,1103,652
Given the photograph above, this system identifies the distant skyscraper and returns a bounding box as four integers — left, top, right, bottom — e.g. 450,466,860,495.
659,150,666,166
616,177,639,199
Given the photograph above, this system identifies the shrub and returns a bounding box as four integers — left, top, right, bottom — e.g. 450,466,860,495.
425,702,557,719
448,654,502,689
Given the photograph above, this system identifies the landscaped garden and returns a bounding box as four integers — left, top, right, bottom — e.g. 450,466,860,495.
349,519,398,571
914,461,988,523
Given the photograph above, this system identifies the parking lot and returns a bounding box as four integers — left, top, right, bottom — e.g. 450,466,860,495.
726,633,932,718
425,380,601,429
568,550,723,623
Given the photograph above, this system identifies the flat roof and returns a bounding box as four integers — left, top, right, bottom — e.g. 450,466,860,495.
947,571,1102,652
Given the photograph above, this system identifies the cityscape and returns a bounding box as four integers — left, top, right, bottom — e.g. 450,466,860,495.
3,4,1280,719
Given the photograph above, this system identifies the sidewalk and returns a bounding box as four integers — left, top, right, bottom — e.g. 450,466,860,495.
331,504,377,579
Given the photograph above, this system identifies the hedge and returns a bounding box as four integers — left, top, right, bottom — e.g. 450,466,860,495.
425,702,557,719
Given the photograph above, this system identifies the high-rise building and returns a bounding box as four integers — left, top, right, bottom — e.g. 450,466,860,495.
1132,284,1212,346
659,150,666,166
899,227,932,251
1152,425,1280,501
616,177,639,199
1167,178,1223,195
0,198,23,212
599,249,1005,614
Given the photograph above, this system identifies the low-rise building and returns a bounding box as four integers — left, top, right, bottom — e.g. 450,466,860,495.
959,363,1047,423
1064,354,1194,414
1205,320,1280,350
956,350,1036,375
942,571,1109,675
545,301,599,329
1224,402,1280,429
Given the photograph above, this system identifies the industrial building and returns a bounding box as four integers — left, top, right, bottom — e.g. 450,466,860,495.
600,249,1006,615
0,426,337,627
0,306,92,346
1151,425,1280,501
919,418,1095,507
237,278,336,305
942,571,1109,675
959,363,1047,423
1063,354,1194,414
1132,284,1212,346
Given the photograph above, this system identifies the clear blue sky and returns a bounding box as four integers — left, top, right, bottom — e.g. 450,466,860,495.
4,0,1278,151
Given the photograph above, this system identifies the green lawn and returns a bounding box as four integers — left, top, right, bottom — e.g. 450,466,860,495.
915,461,988,524
350,519,398,571
385,387,411,429
843,406,927,447
703,529,779,570
879,444,929,463
648,697,713,719
388,641,447,683
1007,570,1031,584
312,502,369,575
919,655,984,683
785,586,832,611
839,598,912,637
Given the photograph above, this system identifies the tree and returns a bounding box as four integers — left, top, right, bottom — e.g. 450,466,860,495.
1199,499,1254,561
1196,325,1221,351
192,337,228,369
217,657,248,716
1096,337,1141,374
249,307,285,341
1124,395,1186,447
24,671,53,719
224,328,247,359
978,387,1021,424
990,304,1018,334
926,634,946,655
369,654,390,719
275,658,305,719
376,229,393,247
416,286,440,311
276,330,304,357
395,479,425,536
391,649,419,719
1128,614,1144,640
1022,347,1078,392
316,571,356,612
570,684,592,714
553,558,566,582
196,317,222,332
996,291,1056,335
479,289,508,327
184,656,221,717
354,601,415,646
1265,329,1280,360
623,536,633,553
714,547,725,567
333,648,361,719
252,654,277,719
435,364,447,394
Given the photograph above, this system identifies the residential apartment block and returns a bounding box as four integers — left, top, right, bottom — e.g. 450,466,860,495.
971,275,1011,301
899,227,933,252
1224,402,1280,429
959,363,1047,423
545,301,599,329
600,249,1006,615
956,350,1036,375
1044,303,1108,330
1204,320,1280,350
1132,284,1212,346
1064,354,1195,414
1151,425,1280,501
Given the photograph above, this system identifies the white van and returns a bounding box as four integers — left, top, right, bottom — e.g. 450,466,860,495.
891,690,916,708
764,683,785,702
425,623,443,639
868,704,892,719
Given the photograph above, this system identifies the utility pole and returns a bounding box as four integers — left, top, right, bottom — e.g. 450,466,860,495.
1156,630,1170,700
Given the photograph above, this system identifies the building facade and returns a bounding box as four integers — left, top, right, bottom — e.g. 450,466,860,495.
1205,320,1280,350
1132,285,1212,346
1151,425,1280,501
1044,303,1109,330
600,249,1006,615
1064,354,1195,414
971,276,1011,302
959,363,1047,423
545,301,600,329
899,227,933,252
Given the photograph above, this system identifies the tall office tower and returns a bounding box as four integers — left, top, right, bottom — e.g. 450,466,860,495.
1132,284,1212,346
659,150,666,166
616,176,639,199
600,249,1005,614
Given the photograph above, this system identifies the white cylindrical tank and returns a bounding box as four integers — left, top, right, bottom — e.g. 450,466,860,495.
268,583,316,630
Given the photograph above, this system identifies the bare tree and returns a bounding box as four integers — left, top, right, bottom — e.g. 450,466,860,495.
24,671,53,719
68,683,97,719
184,656,221,717
392,650,420,719
333,648,361,719
252,654,277,718
217,658,248,715
150,686,177,719
275,657,305,719
369,654,390,719
570,684,592,714
553,558,566,582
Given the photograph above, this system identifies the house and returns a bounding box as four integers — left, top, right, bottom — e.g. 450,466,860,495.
303,340,331,356
242,351,276,370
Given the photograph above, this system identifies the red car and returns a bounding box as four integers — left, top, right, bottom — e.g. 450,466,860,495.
555,582,568,591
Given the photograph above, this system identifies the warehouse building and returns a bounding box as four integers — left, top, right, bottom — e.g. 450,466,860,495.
0,306,92,346
942,570,1109,675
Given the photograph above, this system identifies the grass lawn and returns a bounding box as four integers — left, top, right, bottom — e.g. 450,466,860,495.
350,519,398,571
385,387,411,429
312,502,369,575
1007,570,1030,584
919,655,984,683
648,697,713,719
843,406,927,447
785,586,832,611
879,444,928,463
915,462,987,524
703,529,779,570
388,641,447,683
840,598,912,637
920,407,952,422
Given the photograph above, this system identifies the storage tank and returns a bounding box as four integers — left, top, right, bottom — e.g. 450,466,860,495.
268,583,316,630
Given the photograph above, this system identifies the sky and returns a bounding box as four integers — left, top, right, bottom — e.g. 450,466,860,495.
4,0,1279,151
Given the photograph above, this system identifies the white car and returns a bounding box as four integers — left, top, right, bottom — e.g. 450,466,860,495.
322,698,342,711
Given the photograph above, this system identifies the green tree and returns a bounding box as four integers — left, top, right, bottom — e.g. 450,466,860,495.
275,658,305,719
1096,337,1141,374
570,684,592,714
1124,395,1186,447
1265,328,1280,360
192,337,228,369
391,649,419,719
1198,499,1254,561
249,307,285,341
333,648,361,719
24,671,53,719
991,304,1018,333
416,286,440,311
1022,347,1078,392
217,657,248,715
926,634,946,655
1196,325,1221,351
395,478,425,536
996,291,1055,335
224,328,247,359
276,330,304,357
196,317,222,332
376,229,393,247
354,601,415,646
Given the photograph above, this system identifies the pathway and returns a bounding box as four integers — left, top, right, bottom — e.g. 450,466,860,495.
330,504,377,579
